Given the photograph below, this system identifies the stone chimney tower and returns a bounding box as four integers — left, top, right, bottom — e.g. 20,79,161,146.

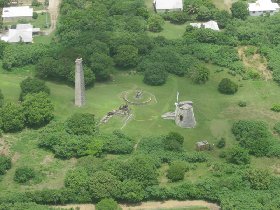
75,58,85,107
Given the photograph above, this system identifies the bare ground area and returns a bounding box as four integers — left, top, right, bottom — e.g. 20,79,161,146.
54,200,220,210
238,46,272,81
45,0,60,34
0,137,9,156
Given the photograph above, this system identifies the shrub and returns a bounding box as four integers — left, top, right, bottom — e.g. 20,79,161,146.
32,12,38,19
226,147,250,165
274,122,280,135
89,171,121,200
120,179,145,202
238,101,247,107
167,161,186,182
271,104,280,112
243,169,271,190
19,77,50,101
231,1,249,20
163,132,184,151
65,113,97,135
216,137,226,148
114,45,139,68
103,131,134,154
218,78,238,94
22,92,54,128
0,103,25,133
96,198,122,210
0,89,3,107
0,155,11,175
14,167,36,183
189,65,210,84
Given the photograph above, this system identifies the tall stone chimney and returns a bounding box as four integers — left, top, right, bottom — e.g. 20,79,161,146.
75,58,85,107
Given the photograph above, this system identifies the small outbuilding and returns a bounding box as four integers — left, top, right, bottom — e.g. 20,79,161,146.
190,20,220,31
196,141,210,151
248,0,280,16
153,0,183,13
2,6,33,22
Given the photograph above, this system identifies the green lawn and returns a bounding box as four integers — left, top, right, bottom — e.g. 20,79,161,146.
0,65,280,193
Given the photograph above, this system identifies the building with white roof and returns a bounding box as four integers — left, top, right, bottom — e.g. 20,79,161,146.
2,6,33,22
153,0,183,12
248,0,280,16
1,24,40,43
190,20,220,31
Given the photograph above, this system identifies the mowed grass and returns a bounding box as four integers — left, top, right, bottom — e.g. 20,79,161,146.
0,65,280,192
148,22,188,40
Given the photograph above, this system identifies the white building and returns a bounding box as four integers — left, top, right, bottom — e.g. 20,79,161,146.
1,24,40,43
248,0,280,16
190,20,220,31
153,0,183,12
2,6,33,22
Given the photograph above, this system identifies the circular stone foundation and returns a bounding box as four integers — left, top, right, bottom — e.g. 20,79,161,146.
122,90,156,105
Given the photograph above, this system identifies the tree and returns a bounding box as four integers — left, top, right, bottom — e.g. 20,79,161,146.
14,166,36,183
65,113,97,135
89,171,121,200
0,155,11,175
143,65,168,86
0,0,9,7
114,45,139,68
218,78,238,94
96,198,122,210
19,77,50,101
214,10,231,29
32,12,38,19
147,14,164,32
22,92,54,128
0,89,3,107
90,53,113,81
35,57,58,79
231,2,249,20
0,103,25,133
167,161,186,182
226,147,250,165
163,132,184,151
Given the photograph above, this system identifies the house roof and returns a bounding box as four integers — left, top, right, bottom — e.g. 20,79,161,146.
249,0,280,12
153,0,183,10
190,20,220,31
0,24,38,43
2,6,33,18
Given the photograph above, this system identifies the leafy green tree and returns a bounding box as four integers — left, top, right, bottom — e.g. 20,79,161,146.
167,161,186,182
32,12,38,19
0,0,9,7
0,89,3,107
226,147,250,165
19,77,50,101
14,166,36,183
0,155,11,175
218,78,238,94
65,113,97,135
121,179,145,202
231,1,249,20
22,92,54,128
214,10,232,29
96,198,122,210
243,169,272,190
0,103,25,133
114,45,139,68
90,53,113,81
163,132,184,151
89,171,121,200
35,57,58,79
147,14,164,32
143,64,168,86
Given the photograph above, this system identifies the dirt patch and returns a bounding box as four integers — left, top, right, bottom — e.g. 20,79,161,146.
238,46,272,81
12,152,20,163
54,200,220,210
0,137,10,156
41,155,54,165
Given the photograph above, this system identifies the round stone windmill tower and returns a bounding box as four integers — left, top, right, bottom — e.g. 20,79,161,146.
175,101,196,128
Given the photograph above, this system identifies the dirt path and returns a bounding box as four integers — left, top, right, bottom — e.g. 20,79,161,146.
45,0,61,34
54,200,220,210
0,137,9,156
